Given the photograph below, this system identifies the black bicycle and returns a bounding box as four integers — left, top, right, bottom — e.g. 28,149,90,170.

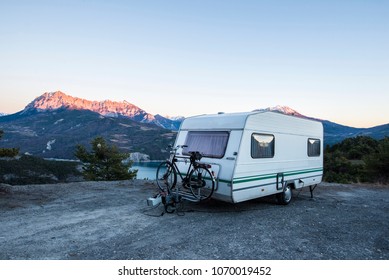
156,145,215,202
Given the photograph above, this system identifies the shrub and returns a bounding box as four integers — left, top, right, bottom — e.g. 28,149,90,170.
364,137,389,183
0,155,81,185
324,136,388,184
0,148,19,157
0,130,19,157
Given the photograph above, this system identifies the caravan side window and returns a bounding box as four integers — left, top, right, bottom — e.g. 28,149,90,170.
251,134,275,158
307,138,321,157
183,131,229,159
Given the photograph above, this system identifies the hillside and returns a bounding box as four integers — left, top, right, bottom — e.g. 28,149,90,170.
0,108,175,160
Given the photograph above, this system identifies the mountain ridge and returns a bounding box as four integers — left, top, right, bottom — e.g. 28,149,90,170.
0,91,388,159
22,91,181,130
16,91,388,130
259,105,389,145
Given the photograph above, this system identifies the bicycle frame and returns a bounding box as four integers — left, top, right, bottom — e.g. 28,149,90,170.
169,148,195,187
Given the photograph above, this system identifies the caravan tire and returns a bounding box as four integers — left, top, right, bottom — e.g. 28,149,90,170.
276,184,293,205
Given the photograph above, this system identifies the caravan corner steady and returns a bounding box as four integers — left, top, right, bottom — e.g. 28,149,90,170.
173,110,323,204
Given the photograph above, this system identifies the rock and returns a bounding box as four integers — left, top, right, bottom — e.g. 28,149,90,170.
126,152,150,162
0,183,13,194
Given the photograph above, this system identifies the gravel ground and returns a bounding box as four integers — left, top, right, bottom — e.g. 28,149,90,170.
0,180,388,260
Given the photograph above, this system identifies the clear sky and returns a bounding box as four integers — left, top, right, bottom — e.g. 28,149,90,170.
0,0,388,128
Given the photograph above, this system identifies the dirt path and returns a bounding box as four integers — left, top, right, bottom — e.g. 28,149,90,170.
0,180,388,260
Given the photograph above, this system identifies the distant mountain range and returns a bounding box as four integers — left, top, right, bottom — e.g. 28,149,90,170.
260,106,389,146
0,92,180,159
22,91,182,130
0,91,388,159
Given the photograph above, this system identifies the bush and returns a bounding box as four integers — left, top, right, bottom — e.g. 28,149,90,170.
0,148,19,157
324,150,363,183
324,136,389,184
0,130,19,157
364,137,389,183
0,155,81,185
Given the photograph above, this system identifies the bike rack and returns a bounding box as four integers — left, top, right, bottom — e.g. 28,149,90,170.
170,158,221,193
148,153,221,211
174,187,203,203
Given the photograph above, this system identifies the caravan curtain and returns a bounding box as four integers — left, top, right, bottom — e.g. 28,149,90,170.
183,131,229,159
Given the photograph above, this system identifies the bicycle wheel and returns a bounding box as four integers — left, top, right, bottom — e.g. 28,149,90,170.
156,161,177,192
188,166,215,201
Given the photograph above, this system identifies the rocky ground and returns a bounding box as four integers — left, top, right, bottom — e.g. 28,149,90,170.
0,180,388,260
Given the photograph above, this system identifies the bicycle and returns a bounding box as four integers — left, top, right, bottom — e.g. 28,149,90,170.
156,145,215,204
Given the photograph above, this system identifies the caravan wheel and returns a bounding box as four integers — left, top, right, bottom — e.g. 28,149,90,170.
276,184,293,205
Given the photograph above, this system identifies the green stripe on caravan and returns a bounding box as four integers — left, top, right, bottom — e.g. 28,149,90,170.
233,168,323,184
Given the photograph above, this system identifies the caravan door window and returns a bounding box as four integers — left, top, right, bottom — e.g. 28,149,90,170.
251,133,275,158
183,131,229,159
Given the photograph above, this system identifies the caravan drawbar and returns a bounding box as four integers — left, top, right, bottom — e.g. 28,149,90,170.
173,111,323,204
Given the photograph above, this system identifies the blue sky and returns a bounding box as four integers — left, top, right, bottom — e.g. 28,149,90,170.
0,0,388,128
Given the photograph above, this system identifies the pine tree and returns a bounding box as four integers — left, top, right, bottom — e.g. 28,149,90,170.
75,137,137,181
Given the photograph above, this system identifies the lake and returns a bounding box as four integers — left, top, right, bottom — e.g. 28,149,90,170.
131,162,162,180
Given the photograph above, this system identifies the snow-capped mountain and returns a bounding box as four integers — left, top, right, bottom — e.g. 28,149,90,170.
23,91,154,121
22,91,180,130
255,105,306,118
165,115,185,121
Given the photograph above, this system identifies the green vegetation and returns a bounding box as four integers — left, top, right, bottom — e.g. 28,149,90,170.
324,136,389,184
0,132,136,184
0,129,19,157
2,126,388,185
75,136,137,181
1,128,79,185
0,155,81,185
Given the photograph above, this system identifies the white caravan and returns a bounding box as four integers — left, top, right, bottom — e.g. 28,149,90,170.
173,111,323,204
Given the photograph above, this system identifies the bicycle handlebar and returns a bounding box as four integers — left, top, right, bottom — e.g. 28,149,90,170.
169,146,203,163
176,145,188,148
169,145,187,151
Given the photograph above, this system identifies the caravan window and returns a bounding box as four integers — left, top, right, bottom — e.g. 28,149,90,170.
183,131,229,159
251,134,275,158
308,138,321,157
